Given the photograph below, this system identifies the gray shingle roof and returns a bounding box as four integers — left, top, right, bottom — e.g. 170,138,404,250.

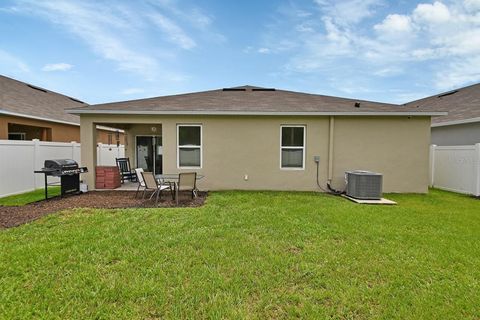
68,85,443,115
0,75,87,124
404,83,480,124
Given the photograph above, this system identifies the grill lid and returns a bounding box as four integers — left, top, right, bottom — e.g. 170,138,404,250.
44,159,78,169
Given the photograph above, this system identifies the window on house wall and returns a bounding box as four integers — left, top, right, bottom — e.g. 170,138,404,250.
8,123,51,141
177,124,202,168
8,132,26,140
280,125,305,169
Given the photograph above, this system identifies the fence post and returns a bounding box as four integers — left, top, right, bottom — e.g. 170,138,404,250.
429,144,436,187
474,143,480,197
70,141,76,160
33,139,40,189
97,143,102,166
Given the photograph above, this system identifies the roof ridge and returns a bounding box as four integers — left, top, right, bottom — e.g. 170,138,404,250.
405,82,480,105
0,74,87,124
0,74,88,105
87,85,402,108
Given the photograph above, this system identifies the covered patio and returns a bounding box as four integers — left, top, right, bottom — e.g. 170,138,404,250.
79,116,205,195
96,121,164,177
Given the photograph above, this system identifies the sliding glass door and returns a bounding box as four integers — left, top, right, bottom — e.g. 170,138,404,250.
136,136,162,174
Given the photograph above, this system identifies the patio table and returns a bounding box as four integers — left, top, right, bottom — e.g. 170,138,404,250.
155,173,204,182
155,173,204,203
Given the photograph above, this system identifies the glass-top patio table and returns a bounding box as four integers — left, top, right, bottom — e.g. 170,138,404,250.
155,173,204,204
155,173,204,181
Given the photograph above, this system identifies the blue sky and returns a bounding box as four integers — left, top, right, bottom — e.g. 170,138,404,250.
1,0,479,104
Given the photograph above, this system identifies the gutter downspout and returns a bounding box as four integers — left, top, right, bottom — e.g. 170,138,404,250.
327,116,334,185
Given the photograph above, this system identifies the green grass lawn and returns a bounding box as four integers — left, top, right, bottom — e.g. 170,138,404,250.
0,186,60,206
1,189,479,319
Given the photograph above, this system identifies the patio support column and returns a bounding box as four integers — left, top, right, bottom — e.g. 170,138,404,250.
80,117,97,189
162,120,177,174
0,118,8,139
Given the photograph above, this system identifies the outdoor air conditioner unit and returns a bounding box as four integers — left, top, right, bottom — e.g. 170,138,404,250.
345,170,383,200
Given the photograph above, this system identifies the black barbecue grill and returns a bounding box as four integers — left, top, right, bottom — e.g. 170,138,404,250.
34,159,88,200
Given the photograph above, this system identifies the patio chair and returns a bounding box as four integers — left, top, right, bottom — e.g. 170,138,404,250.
175,172,197,205
141,171,173,205
134,168,145,198
116,157,137,184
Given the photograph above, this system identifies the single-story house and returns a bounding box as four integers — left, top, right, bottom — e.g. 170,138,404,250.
67,85,445,193
405,83,480,146
0,74,123,144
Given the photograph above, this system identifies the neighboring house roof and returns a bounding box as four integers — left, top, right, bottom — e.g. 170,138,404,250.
67,85,445,116
0,74,87,125
405,82,480,126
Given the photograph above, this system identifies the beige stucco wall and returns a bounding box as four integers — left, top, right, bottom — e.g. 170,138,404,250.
331,117,430,193
79,114,431,193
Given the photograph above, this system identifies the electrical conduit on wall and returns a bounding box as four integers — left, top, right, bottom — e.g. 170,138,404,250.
328,116,334,185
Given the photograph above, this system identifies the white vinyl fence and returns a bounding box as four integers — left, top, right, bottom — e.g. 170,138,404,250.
0,139,124,197
429,144,480,196
97,143,125,166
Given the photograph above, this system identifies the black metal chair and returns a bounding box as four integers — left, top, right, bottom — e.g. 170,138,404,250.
115,157,137,183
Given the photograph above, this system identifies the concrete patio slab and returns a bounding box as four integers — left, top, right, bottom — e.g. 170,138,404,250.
342,194,397,205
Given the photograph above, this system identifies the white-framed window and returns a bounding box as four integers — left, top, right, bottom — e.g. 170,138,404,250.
280,125,305,170
177,124,202,168
8,132,26,140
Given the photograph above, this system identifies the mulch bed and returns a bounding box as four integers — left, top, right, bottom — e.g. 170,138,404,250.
0,191,207,229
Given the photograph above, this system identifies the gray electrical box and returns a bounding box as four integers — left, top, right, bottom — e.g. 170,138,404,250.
345,170,383,200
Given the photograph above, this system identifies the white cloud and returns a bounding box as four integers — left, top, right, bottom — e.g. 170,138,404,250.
323,17,352,51
148,13,196,49
296,23,315,33
464,0,480,12
42,62,73,72
6,0,222,80
374,14,413,34
315,0,382,26
374,66,404,77
149,0,213,29
0,49,29,73
264,0,480,91
11,1,158,78
435,56,480,89
258,48,271,54
413,1,451,24
243,46,253,54
146,0,225,43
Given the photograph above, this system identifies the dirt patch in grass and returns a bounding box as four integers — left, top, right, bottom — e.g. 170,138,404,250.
0,191,206,229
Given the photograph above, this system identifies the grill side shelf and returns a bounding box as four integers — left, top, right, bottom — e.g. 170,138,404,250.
34,167,88,200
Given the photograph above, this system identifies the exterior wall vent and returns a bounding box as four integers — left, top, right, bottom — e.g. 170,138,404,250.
345,170,383,200
222,88,246,91
437,90,458,98
252,88,276,91
69,97,85,104
27,84,48,93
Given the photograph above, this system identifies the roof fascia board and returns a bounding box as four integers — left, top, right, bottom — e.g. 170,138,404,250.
432,117,480,127
96,125,125,133
0,109,124,132
67,109,447,116
0,109,80,126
